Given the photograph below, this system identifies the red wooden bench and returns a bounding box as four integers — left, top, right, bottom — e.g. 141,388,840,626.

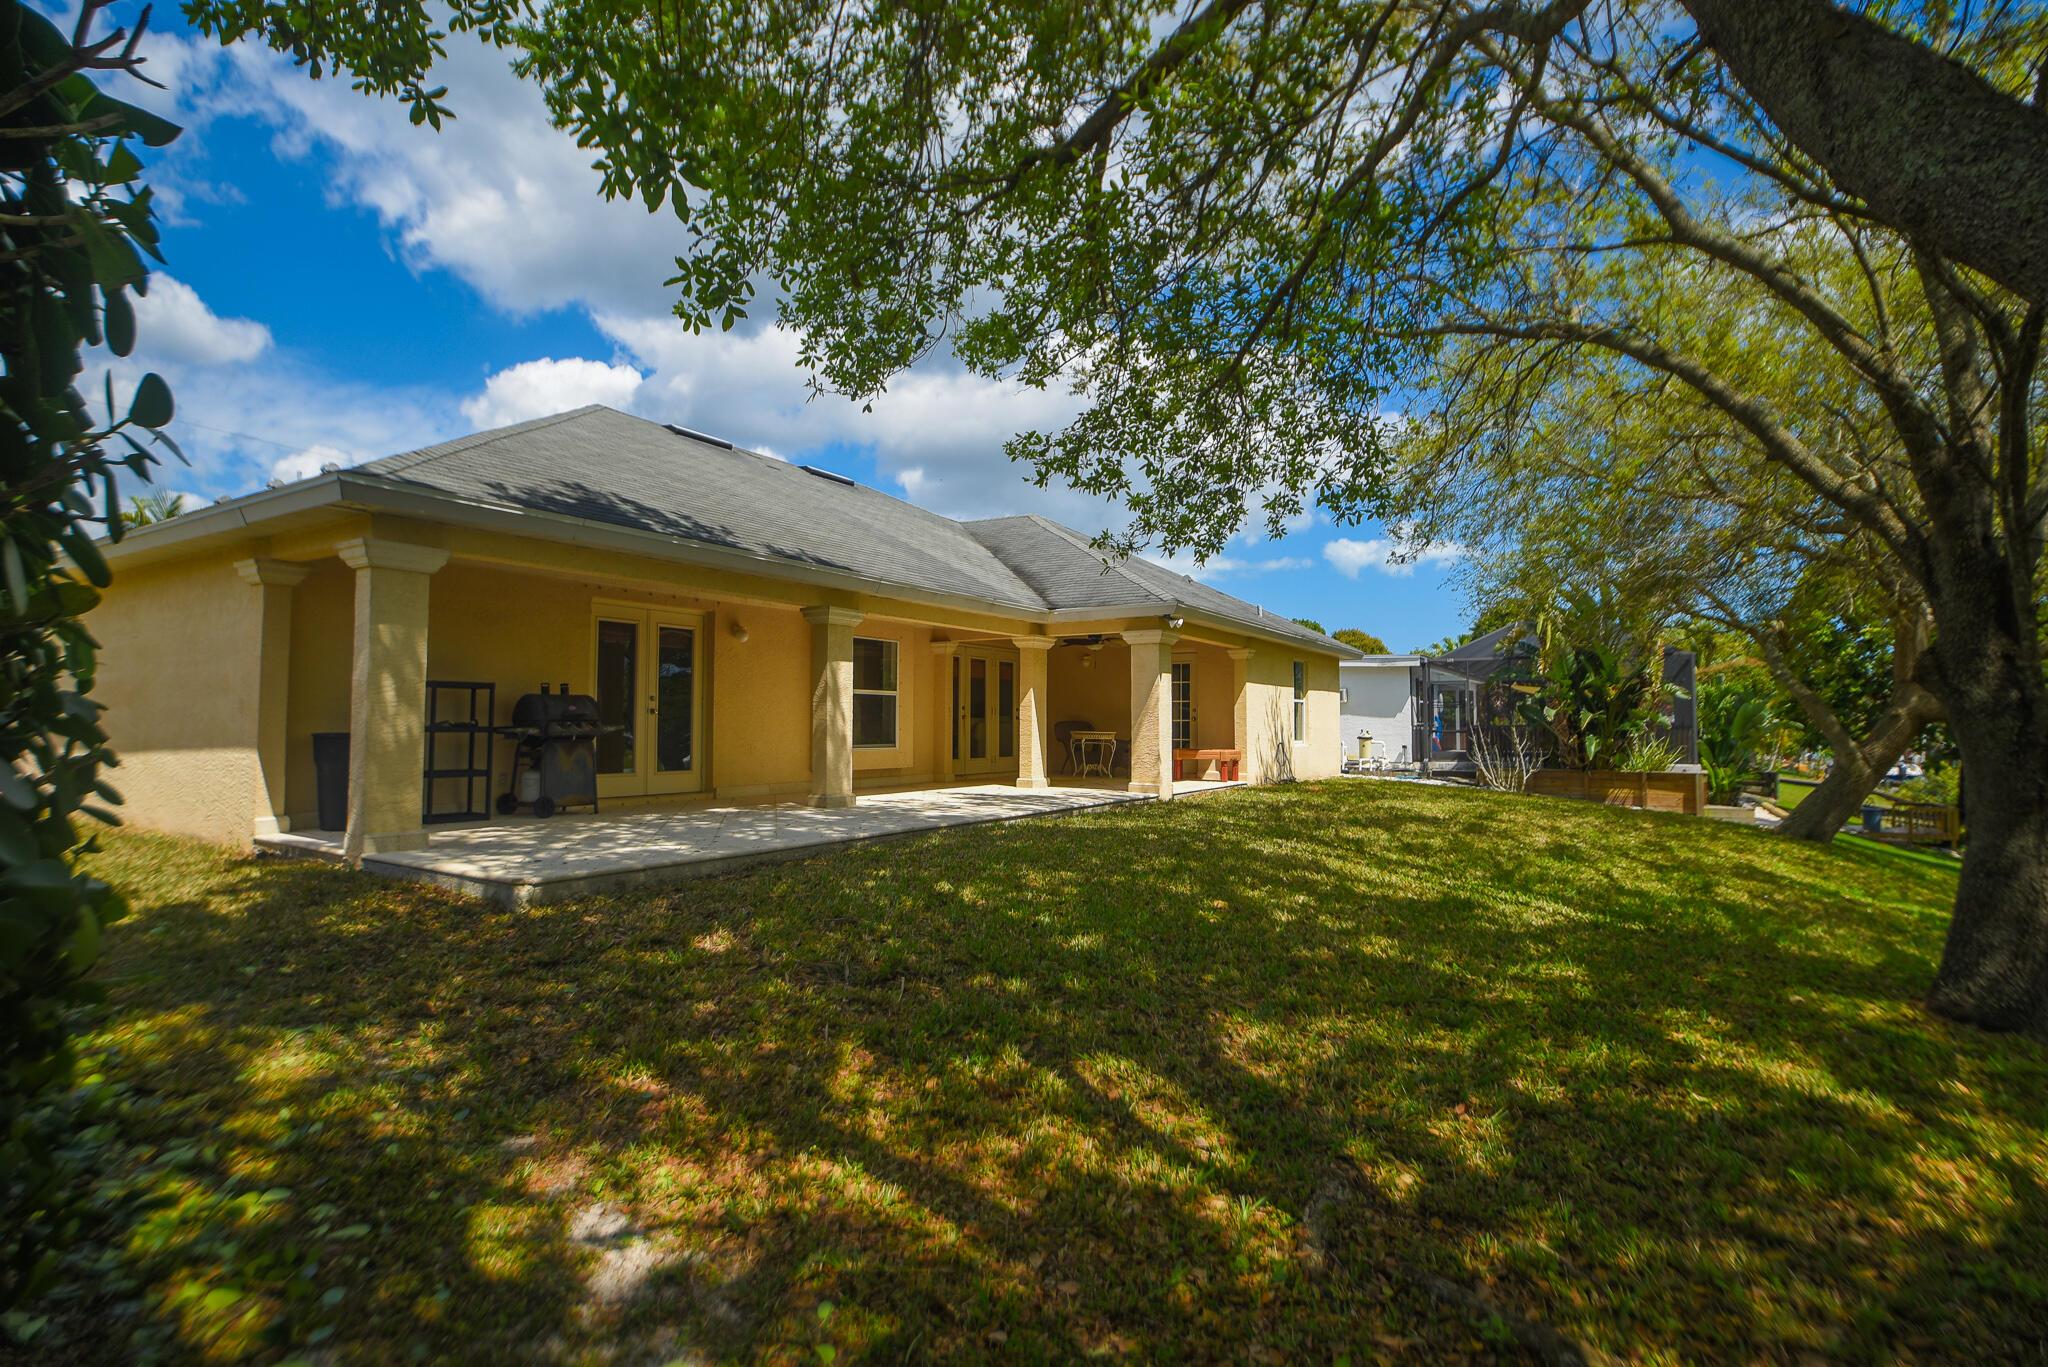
1173,748,1243,781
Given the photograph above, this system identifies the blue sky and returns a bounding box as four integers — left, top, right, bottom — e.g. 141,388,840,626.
104,4,1469,651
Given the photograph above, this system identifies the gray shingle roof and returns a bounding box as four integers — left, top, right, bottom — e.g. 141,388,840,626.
962,515,1346,652
354,406,1349,653
360,406,1043,611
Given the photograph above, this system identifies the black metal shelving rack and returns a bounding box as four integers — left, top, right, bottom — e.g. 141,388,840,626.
423,680,496,824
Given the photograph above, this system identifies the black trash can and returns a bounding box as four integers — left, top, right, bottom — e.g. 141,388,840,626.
312,731,349,832
1860,804,1885,833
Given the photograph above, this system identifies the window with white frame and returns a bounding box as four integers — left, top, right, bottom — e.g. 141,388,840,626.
1292,661,1307,742
852,637,899,748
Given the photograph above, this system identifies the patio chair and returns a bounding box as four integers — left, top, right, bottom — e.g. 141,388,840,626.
1052,719,1095,775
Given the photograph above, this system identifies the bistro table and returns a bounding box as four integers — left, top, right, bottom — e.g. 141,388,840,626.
1072,729,1119,777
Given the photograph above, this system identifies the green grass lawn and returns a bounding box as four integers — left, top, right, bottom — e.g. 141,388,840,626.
35,782,2048,1362
1774,776,1895,811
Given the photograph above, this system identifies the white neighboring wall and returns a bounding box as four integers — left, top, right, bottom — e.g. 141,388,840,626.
1339,658,1420,765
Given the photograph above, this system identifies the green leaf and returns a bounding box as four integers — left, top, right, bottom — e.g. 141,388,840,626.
105,143,143,184
66,902,102,972
199,1285,243,1315
103,286,135,356
2,538,28,614
78,89,182,148
128,372,174,429
0,766,35,812
3,859,73,890
0,808,39,865
61,529,110,589
78,214,146,288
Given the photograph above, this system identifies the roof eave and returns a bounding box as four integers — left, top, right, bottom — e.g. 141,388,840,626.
97,473,353,564
1047,601,1356,657
99,470,1350,655
103,472,1053,626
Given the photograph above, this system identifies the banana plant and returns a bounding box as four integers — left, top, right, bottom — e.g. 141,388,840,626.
1698,682,1778,804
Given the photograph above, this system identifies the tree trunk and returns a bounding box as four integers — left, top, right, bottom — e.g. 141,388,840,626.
1917,529,2048,1034
1775,690,1937,842
1776,757,1874,843
1681,0,2048,304
1925,678,2048,1036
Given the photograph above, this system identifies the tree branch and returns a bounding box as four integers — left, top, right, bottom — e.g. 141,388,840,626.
1427,315,1924,569
1683,0,2048,304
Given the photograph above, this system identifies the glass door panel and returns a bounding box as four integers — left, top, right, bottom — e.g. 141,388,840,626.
1171,661,1193,750
595,618,638,776
968,657,988,760
997,661,1015,759
1431,684,1472,753
656,626,695,774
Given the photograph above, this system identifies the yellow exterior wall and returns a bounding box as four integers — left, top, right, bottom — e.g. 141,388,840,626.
282,558,947,823
1046,642,1131,739
1237,645,1340,782
91,550,267,846
282,560,354,824
1184,642,1237,750
92,508,1347,845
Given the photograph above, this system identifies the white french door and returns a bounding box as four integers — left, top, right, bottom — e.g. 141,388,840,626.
591,605,705,798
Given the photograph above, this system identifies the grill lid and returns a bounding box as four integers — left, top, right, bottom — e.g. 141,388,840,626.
510,689,601,728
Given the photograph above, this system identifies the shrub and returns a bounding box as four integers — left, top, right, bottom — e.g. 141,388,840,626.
2,0,180,1312
1895,764,1961,807
1614,731,1683,773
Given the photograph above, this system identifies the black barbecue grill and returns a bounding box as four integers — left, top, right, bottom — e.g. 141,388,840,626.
496,685,604,818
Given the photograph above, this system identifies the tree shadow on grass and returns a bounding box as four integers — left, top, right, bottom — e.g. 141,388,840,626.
49,780,2048,1363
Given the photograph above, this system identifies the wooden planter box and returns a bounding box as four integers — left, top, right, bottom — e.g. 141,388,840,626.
1526,768,1708,817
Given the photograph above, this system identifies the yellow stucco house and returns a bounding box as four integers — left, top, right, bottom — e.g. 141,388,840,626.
91,405,1354,861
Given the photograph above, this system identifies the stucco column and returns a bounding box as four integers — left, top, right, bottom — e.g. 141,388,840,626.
234,557,311,838
1228,647,1254,785
804,606,864,808
337,538,448,861
1123,628,1179,797
930,640,958,785
1011,637,1054,789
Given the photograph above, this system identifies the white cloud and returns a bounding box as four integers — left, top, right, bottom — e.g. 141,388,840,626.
460,357,645,429
107,24,1252,541
130,275,271,365
1145,551,1314,583
1323,535,1463,579
132,27,685,318
594,311,1091,524
269,443,356,483
121,25,1109,523
99,347,458,503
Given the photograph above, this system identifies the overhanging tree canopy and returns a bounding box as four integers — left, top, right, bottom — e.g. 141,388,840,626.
181,0,2048,1033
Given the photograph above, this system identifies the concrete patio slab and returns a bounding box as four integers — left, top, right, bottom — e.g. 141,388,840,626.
258,781,1239,907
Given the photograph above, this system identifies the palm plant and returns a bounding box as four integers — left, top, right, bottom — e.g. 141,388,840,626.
1698,681,1778,804
1523,642,1665,769
121,490,186,526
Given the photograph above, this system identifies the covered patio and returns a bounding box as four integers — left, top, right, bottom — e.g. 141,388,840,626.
258,777,1243,906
